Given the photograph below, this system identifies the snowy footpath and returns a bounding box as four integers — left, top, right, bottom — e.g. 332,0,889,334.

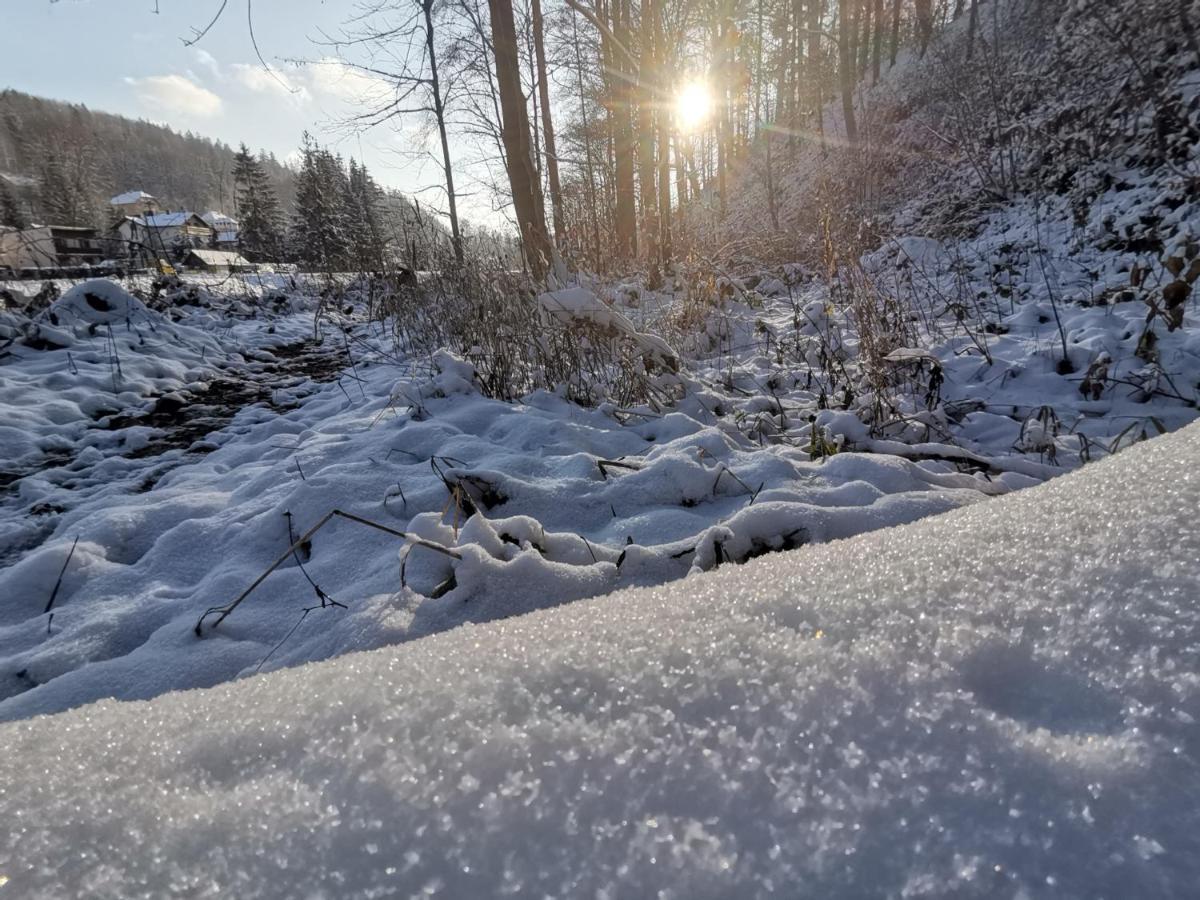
0,405,1196,898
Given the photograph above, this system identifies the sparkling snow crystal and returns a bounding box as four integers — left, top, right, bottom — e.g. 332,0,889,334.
1,421,1198,897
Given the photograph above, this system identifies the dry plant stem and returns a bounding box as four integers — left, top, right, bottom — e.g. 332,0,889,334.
44,536,80,615
195,509,462,636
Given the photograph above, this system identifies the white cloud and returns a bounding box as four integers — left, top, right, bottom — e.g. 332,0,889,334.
231,63,311,104
125,74,223,118
306,57,391,104
193,48,221,79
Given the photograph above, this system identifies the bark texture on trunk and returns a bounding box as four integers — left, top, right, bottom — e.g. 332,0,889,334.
488,0,553,279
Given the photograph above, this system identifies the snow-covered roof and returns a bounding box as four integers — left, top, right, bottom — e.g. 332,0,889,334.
133,211,207,228
185,248,251,266
110,190,156,206
1,415,1196,896
200,210,238,229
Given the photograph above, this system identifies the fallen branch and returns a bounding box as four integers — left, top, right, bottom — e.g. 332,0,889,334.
597,458,643,480
861,438,1061,480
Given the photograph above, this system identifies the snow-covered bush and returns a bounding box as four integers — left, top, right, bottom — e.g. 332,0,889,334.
375,251,679,407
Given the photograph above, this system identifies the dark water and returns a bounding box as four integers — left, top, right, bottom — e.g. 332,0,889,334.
0,339,346,568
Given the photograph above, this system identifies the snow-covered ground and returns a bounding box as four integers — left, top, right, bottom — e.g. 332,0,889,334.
2,245,1196,723
1,410,1196,898
0,278,1019,721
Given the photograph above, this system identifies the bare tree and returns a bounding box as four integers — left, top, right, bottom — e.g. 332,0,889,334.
488,0,554,277
838,0,859,143
320,0,464,262
531,0,566,246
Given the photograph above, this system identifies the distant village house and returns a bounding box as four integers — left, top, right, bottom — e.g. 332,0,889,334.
183,248,253,273
114,211,213,256
110,190,160,218
0,223,108,272
200,211,239,250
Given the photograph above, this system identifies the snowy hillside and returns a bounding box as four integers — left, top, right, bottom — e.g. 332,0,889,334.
1,416,1197,898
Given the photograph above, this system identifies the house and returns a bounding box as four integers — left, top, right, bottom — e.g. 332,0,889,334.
200,211,239,249
0,224,110,272
0,225,57,271
113,212,213,256
110,190,160,218
47,225,108,266
183,248,254,273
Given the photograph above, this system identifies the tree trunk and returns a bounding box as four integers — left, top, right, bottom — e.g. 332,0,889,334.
871,0,883,82
838,0,859,144
487,0,552,279
531,0,565,247
570,3,603,266
915,0,933,57
674,133,688,219
809,0,825,143
889,0,902,67
716,14,730,217
858,0,872,77
424,0,462,263
966,0,979,59
608,0,638,259
654,3,672,263
638,0,660,277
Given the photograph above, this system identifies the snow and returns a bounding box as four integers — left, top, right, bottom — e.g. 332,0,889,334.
134,211,202,228
186,248,251,267
539,285,679,369
0,313,1000,721
199,211,237,229
110,190,156,206
1,416,1197,898
0,279,327,567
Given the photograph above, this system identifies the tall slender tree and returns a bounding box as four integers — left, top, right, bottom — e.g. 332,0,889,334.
487,0,553,278
531,0,566,247
838,0,860,144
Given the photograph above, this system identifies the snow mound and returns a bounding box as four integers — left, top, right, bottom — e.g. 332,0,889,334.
51,279,148,325
2,421,1197,898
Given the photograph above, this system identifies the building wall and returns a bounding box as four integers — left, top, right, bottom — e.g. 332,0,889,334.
0,226,57,270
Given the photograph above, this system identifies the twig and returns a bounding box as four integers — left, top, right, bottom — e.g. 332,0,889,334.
195,509,461,635
597,458,643,480
44,536,79,615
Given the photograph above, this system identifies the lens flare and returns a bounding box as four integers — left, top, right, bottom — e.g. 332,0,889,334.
674,80,712,133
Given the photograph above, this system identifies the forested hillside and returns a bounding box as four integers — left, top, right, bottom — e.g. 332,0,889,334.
0,89,297,226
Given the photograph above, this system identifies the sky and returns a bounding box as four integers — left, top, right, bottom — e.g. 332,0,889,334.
0,0,502,226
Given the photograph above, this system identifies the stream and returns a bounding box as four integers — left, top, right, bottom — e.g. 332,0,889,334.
0,338,347,568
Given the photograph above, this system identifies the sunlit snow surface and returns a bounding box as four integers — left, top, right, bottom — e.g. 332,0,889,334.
1,421,1197,898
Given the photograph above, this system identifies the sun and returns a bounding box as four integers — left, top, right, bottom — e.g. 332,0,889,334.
674,80,712,133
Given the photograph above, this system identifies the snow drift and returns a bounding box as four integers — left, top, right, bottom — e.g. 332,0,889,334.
1,418,1198,898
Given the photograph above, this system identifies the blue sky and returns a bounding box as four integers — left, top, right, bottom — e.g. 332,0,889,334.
1,0,498,224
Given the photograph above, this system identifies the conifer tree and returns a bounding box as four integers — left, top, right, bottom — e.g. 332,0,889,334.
0,178,26,229
232,143,284,260
291,133,352,270
347,158,386,271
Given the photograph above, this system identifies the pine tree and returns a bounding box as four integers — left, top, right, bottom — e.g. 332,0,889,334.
347,158,385,271
232,143,283,260
38,146,96,227
0,177,26,229
291,134,352,271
